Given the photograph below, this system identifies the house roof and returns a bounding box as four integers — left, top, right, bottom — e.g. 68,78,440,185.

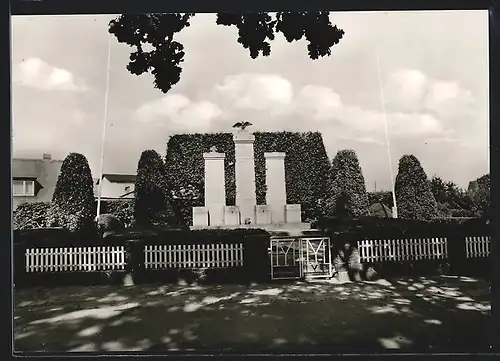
102,173,136,183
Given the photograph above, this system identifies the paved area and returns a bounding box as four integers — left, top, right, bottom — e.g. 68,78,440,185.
14,276,492,353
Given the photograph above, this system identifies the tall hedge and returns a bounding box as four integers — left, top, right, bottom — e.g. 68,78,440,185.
325,149,369,218
165,131,331,225
47,153,95,233
394,154,437,220
135,150,175,227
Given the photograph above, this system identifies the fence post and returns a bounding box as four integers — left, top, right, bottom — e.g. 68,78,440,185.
242,235,270,283
446,227,466,276
124,238,145,285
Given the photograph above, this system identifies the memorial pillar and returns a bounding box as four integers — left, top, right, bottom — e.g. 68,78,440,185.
234,130,257,224
203,152,226,226
264,152,287,224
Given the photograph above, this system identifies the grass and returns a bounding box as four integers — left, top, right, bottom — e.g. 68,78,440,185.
14,275,491,353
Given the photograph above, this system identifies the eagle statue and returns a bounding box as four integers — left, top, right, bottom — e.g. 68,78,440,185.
232,121,253,130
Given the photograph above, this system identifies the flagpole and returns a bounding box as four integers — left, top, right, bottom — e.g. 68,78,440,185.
375,47,398,218
96,35,112,220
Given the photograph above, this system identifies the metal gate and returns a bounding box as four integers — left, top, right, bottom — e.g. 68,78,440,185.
300,237,333,279
270,237,333,280
269,238,303,280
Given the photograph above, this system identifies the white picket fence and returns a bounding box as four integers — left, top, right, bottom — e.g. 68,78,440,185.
358,238,448,263
465,236,491,258
144,243,244,270
25,246,126,273
358,236,491,263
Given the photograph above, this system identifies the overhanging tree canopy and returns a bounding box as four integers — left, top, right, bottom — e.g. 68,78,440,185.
109,12,344,93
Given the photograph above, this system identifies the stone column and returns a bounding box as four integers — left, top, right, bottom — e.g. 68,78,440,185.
234,129,257,225
203,152,226,226
264,152,287,224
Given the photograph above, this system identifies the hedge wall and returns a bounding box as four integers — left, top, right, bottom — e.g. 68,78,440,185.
13,202,51,230
165,131,331,225
315,216,490,244
96,199,134,228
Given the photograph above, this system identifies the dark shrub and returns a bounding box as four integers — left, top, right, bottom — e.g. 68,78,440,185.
98,199,135,228
96,214,125,238
394,155,438,220
135,150,175,227
13,202,51,230
468,173,490,217
47,153,96,234
325,149,369,218
368,202,392,218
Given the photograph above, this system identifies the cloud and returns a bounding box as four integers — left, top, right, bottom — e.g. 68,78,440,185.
136,94,222,132
13,57,86,92
213,73,294,113
384,68,476,119
135,71,469,143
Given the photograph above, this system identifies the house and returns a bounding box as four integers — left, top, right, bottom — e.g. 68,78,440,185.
94,173,136,200
12,154,63,210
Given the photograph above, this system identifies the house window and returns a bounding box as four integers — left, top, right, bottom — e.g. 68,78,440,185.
124,186,131,192
13,180,35,196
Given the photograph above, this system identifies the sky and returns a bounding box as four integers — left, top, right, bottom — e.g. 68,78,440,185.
11,10,489,191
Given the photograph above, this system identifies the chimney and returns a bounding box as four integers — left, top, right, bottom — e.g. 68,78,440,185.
42,153,51,160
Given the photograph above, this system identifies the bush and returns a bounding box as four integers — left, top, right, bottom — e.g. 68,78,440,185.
165,131,331,225
135,150,176,227
108,226,270,244
96,214,125,238
468,174,490,217
13,227,71,246
368,202,392,218
318,216,467,240
98,199,135,228
13,202,50,230
47,153,96,234
325,149,369,218
394,155,438,220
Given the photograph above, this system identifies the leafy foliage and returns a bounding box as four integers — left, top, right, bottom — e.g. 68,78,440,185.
109,12,344,93
135,150,175,227
368,202,392,218
468,174,490,217
96,214,125,238
368,191,394,209
394,155,438,221
164,131,331,225
430,176,476,218
47,153,96,233
325,150,369,218
13,202,51,230
99,199,135,228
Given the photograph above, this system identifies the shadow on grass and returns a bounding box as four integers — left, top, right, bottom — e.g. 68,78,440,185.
14,276,491,353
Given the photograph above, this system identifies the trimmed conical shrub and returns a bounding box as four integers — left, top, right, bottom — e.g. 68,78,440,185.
326,149,369,217
394,155,437,220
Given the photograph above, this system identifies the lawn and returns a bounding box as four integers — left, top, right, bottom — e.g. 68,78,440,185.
14,275,492,353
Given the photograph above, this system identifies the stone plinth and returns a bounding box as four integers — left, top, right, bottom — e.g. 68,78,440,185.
203,152,226,226
224,206,240,226
234,130,257,224
285,204,302,224
192,206,209,227
264,152,287,224
255,205,271,225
